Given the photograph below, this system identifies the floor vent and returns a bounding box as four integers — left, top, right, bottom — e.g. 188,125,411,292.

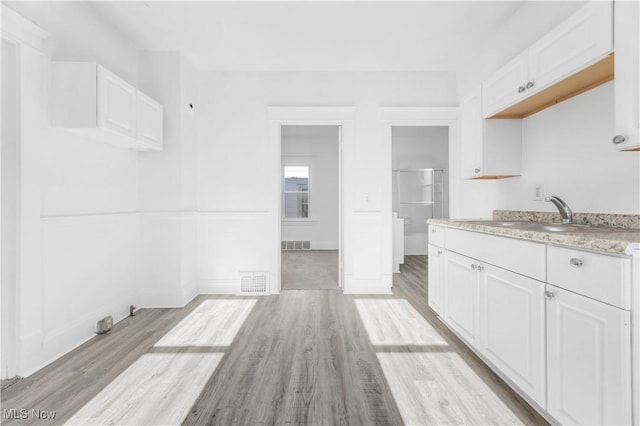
281,240,311,250
239,271,269,295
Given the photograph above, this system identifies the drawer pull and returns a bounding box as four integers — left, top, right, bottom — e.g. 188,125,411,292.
569,258,583,268
476,264,485,272
437,250,443,255
470,263,477,270
544,291,555,300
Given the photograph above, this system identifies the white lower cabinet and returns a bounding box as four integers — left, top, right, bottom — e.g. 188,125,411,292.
479,264,546,407
427,244,444,316
435,227,634,425
443,251,478,345
546,285,632,426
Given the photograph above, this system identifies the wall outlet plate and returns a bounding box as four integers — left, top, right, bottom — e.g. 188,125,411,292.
533,184,544,201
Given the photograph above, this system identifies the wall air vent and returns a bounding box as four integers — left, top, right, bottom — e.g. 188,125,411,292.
239,271,269,295
281,241,311,250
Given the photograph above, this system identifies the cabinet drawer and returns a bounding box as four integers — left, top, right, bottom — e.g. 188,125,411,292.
446,228,545,281
428,225,445,247
547,246,631,309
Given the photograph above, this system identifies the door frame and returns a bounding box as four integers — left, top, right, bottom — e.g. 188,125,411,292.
1,35,21,381
1,4,50,379
379,107,459,277
268,107,356,294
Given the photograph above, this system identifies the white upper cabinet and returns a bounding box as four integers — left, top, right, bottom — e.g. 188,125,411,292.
483,1,613,119
97,65,137,141
613,0,640,151
482,53,529,119
136,91,164,150
460,87,522,179
527,1,613,93
52,62,163,151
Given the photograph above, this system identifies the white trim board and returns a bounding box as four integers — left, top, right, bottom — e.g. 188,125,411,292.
379,107,460,284
268,106,353,294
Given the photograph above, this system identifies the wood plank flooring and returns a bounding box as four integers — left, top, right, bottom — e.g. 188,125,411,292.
1,256,547,425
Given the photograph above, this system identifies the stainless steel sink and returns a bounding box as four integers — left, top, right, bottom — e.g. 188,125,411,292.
462,220,531,227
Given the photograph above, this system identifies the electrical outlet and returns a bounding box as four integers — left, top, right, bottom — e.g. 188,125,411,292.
533,184,544,201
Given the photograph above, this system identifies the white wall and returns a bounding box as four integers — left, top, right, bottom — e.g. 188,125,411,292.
4,3,144,377
137,52,199,307
392,126,449,253
5,1,140,85
196,71,457,294
281,125,339,249
456,82,640,218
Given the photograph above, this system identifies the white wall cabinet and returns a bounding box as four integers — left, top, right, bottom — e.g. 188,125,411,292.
52,62,163,151
482,53,529,118
479,263,546,407
136,91,164,150
613,0,640,151
546,284,632,426
460,87,522,179
483,1,613,118
527,1,613,94
96,65,137,140
427,243,444,316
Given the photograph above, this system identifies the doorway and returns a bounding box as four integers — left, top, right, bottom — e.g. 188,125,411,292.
2,37,20,380
391,126,450,270
280,125,340,291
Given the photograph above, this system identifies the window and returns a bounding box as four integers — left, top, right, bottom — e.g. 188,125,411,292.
283,165,309,218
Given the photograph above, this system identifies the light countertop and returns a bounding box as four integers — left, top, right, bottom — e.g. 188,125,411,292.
428,216,640,255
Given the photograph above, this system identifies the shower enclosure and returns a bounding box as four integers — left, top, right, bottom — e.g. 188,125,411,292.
392,168,445,254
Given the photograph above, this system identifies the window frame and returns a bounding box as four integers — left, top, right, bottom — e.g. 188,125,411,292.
282,164,311,221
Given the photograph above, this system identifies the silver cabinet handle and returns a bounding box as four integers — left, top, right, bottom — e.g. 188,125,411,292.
437,250,443,255
474,168,481,174
476,264,485,272
518,86,526,93
526,81,534,89
470,263,477,270
613,135,626,144
569,258,583,268
431,228,437,233
544,291,555,300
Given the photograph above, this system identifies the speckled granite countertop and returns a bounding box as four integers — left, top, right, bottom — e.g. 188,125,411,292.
428,210,640,255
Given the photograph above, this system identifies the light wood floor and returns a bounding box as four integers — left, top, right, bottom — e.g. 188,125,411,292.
1,256,547,425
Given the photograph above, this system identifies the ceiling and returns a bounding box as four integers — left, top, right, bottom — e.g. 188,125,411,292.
91,1,583,73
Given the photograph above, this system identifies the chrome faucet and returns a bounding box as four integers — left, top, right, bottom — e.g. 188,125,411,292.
545,195,573,224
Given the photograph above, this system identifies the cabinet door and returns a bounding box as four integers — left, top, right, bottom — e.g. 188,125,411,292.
443,251,478,344
97,65,137,140
614,0,640,151
482,52,529,118
528,1,613,94
460,88,483,179
137,92,163,150
427,245,444,316
547,285,632,425
479,264,546,407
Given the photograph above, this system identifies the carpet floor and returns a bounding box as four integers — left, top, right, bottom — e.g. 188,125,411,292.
281,250,339,290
